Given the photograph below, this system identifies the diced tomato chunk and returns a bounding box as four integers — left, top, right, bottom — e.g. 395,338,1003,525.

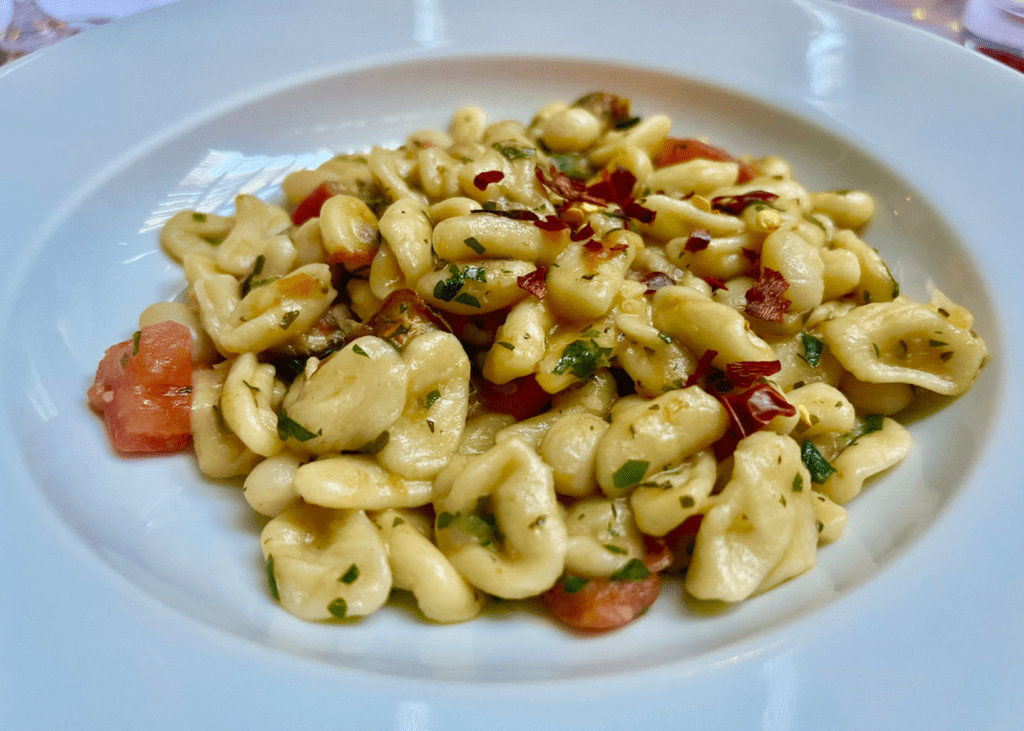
475,374,552,422
542,572,661,631
89,321,193,455
653,137,759,183
291,181,342,226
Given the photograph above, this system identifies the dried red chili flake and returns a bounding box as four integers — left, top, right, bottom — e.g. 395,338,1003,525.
684,349,718,388
517,267,547,299
583,240,604,253
570,223,596,242
641,271,675,295
535,215,569,232
587,167,656,224
536,165,606,206
744,268,790,323
683,229,712,253
710,190,778,216
702,276,728,291
725,359,782,389
715,382,796,446
473,170,505,190
741,247,760,265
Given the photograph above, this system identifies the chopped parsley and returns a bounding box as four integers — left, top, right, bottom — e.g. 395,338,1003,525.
279,309,301,330
612,459,650,490
352,343,369,357
563,575,590,593
552,339,612,379
454,292,482,308
610,558,651,582
277,410,320,442
464,236,486,255
327,598,348,619
432,264,487,303
800,439,836,484
425,389,442,408
845,414,885,445
604,544,628,555
491,142,535,160
800,332,824,367
191,212,207,223
265,555,280,601
339,564,360,585
132,330,141,356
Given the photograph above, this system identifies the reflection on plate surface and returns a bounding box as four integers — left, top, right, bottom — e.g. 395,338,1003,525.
0,0,1021,729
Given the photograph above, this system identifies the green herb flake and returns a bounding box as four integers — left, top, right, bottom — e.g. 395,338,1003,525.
464,236,486,255
491,142,535,160
454,292,482,308
359,431,390,454
612,459,650,490
425,389,441,408
680,495,695,508
800,333,824,367
120,352,129,368
779,495,787,507
437,511,455,530
792,474,804,492
610,558,651,582
277,411,320,442
552,339,612,379
658,331,674,345
192,212,208,223
563,575,590,594
340,564,360,585
604,544,628,555
846,414,885,444
496,341,515,351
327,598,348,619
242,380,260,395
132,330,141,356
928,339,948,348
392,517,406,527
817,521,825,533
800,439,836,484
279,310,301,330
352,343,370,357
265,555,280,601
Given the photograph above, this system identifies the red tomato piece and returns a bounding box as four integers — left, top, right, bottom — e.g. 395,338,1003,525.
474,374,552,422
653,137,759,184
290,181,342,226
542,572,661,631
89,321,193,455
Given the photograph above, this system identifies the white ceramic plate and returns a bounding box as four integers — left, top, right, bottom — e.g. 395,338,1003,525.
2,0,1022,727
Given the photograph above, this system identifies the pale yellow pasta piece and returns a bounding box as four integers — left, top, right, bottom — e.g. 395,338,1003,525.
416,260,534,315
630,450,717,536
644,159,739,197
416,146,463,201
652,285,776,368
823,298,988,395
810,490,849,545
449,105,487,144
819,248,861,302
765,333,843,392
214,195,291,277
293,454,435,509
432,213,547,263
589,114,671,165
281,336,409,454
546,229,640,320
368,240,408,301
685,432,814,602
818,417,913,504
536,106,603,152
563,498,645,578
261,504,392,621
810,189,876,230
160,210,234,262
595,386,728,496
787,382,856,438
319,195,380,272
665,232,756,283
219,352,284,457
433,437,568,599
367,146,423,203
190,366,261,479
535,319,616,394
242,452,300,517
760,229,825,313
832,229,899,304
482,297,555,385
378,196,433,286
372,509,485,623
637,194,746,240
377,331,471,480
538,412,609,497
838,372,915,416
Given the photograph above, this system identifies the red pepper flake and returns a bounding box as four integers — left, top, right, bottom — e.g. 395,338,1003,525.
713,382,796,456
725,359,782,389
535,215,569,232
744,268,790,323
536,165,606,206
741,248,760,265
684,229,712,253
570,223,595,242
684,349,718,388
710,190,778,216
535,165,656,223
517,267,547,299
473,170,505,190
583,240,604,253
702,276,728,291
641,271,675,295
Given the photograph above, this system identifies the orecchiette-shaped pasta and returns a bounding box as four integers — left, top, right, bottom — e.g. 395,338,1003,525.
546,229,641,320
759,229,825,314
261,504,392,621
810,490,849,545
433,436,568,599
685,432,814,602
810,189,876,230
377,196,433,287
281,336,409,454
652,285,776,367
242,451,300,517
837,372,914,416
160,210,234,262
220,353,284,457
595,387,729,496
823,298,988,395
293,454,435,509
372,508,485,623
563,498,645,577
629,450,718,536
319,194,380,272
832,229,899,305
376,331,471,480
482,297,555,385
818,417,913,504
536,106,603,152
190,365,262,479
215,195,291,277
787,382,856,438
538,412,609,497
